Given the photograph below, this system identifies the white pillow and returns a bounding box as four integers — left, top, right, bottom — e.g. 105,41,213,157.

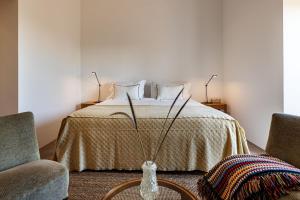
114,84,140,100
119,80,146,99
151,82,191,99
156,85,184,100
137,80,146,99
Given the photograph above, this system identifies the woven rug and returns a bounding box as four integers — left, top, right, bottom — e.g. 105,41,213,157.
40,142,262,199
69,170,203,199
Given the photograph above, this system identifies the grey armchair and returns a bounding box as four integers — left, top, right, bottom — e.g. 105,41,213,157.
266,113,300,168
266,113,300,200
0,112,69,200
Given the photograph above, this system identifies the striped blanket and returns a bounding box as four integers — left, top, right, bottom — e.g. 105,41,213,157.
198,155,300,200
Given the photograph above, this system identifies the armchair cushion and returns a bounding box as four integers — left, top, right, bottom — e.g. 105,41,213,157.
198,155,300,200
0,159,69,200
0,112,40,171
266,113,300,168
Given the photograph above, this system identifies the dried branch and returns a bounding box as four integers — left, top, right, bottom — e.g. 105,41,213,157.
151,88,184,161
110,112,135,128
126,93,147,161
153,96,191,163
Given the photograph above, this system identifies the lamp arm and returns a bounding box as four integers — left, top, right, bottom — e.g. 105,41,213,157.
92,72,101,102
205,74,217,103
92,72,101,86
98,86,101,102
205,76,215,86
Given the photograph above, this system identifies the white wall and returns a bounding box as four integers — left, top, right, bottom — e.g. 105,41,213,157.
284,0,300,115
223,0,284,149
18,0,81,147
14,0,285,148
81,0,223,102
0,0,18,116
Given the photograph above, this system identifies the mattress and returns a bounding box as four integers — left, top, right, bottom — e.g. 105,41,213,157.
55,98,249,172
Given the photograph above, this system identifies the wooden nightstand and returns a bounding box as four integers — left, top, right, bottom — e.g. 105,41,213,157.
81,101,99,109
202,102,228,113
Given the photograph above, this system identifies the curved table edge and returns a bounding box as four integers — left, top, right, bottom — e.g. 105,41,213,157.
101,178,199,200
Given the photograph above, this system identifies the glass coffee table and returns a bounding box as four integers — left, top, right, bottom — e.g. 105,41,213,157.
101,178,198,200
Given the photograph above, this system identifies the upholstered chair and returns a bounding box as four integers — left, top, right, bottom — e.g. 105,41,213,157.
266,113,300,168
266,113,300,200
0,112,69,200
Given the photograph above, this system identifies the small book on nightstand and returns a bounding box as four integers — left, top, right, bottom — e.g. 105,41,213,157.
201,102,228,113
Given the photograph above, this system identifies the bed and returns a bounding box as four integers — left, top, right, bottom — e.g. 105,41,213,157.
55,98,249,172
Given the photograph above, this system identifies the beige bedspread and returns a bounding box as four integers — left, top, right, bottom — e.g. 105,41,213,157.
55,103,249,172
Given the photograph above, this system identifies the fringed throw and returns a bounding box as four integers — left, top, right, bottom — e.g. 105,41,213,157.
198,155,300,200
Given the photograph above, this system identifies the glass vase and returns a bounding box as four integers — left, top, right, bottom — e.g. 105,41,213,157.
140,161,159,200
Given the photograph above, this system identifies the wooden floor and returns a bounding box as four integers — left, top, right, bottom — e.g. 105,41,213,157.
40,141,56,160
248,141,265,154
40,140,265,160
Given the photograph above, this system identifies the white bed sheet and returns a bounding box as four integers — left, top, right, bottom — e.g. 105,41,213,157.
97,98,202,107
